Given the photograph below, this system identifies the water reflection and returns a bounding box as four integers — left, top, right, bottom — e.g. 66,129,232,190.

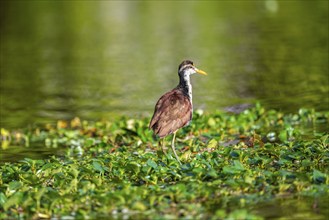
1,1,328,128
253,195,329,219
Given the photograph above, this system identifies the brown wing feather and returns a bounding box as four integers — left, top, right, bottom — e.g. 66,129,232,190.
149,89,192,138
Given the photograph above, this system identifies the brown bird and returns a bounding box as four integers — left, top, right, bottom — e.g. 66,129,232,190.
149,60,207,164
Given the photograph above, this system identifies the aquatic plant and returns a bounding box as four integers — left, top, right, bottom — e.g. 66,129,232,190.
1,104,328,219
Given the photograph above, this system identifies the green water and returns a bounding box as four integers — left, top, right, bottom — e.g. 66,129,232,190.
1,1,328,129
0,2,329,218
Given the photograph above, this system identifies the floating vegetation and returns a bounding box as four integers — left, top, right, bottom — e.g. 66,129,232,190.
0,104,328,219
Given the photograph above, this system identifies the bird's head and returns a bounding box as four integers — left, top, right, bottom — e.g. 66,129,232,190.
178,60,207,77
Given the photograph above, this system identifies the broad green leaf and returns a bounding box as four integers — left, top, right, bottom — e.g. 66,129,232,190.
92,161,104,173
233,160,245,171
207,139,217,148
8,181,22,191
0,192,7,206
313,169,326,183
147,159,158,169
3,192,23,210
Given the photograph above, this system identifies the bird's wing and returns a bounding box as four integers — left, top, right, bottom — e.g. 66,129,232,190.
149,89,192,138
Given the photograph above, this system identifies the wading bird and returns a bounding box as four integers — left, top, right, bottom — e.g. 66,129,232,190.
149,60,207,164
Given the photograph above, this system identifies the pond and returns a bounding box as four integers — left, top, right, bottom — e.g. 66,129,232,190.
0,2,329,217
1,1,328,129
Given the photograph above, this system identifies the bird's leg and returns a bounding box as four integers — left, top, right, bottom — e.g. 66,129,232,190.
160,138,166,154
171,131,182,165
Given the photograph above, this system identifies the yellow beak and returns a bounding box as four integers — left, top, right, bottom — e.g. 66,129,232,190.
195,68,207,75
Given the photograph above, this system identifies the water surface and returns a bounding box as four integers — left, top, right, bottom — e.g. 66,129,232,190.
1,1,328,129
0,2,328,218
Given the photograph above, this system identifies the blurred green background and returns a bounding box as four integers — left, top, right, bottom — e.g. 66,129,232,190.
1,0,328,129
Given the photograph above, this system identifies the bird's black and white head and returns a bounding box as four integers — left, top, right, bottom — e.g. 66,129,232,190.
177,60,207,99
178,60,207,77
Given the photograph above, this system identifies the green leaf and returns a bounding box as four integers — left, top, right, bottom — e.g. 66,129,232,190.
222,166,238,174
147,159,158,169
3,192,24,210
132,201,147,211
92,161,104,173
8,181,23,191
126,162,141,173
313,169,326,184
207,117,216,127
207,139,217,148
233,160,245,171
0,192,7,206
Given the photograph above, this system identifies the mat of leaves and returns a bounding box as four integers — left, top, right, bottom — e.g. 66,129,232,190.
1,104,328,219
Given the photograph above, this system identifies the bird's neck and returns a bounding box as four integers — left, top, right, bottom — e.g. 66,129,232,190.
178,73,192,101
